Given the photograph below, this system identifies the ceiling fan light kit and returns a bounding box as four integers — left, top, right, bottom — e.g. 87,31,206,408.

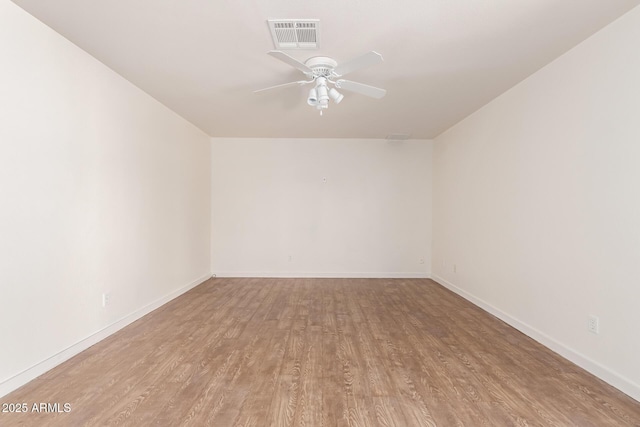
256,49,387,115
307,77,335,113
329,88,344,104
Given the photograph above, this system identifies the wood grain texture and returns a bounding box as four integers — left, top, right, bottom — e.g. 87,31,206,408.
2,278,639,426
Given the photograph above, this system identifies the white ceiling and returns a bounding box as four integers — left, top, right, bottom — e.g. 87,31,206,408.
11,0,640,139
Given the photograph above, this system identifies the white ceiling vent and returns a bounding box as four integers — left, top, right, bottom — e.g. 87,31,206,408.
268,19,319,49
386,133,411,141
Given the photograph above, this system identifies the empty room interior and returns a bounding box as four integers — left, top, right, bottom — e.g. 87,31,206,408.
2,0,640,425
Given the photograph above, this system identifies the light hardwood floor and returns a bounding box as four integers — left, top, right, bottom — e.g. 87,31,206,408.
2,278,639,426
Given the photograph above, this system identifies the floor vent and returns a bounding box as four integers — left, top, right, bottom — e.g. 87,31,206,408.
268,19,319,49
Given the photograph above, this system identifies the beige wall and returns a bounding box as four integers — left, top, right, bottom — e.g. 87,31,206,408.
3,0,639,404
433,7,640,400
0,1,211,396
211,138,432,277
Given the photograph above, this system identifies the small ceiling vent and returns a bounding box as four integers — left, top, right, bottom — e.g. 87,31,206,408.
268,19,320,49
386,133,411,141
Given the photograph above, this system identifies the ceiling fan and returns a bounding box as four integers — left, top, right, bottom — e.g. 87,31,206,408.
255,50,387,115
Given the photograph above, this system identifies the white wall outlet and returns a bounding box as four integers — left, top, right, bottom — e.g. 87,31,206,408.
322,177,327,183
587,315,599,334
102,292,111,308
419,258,425,264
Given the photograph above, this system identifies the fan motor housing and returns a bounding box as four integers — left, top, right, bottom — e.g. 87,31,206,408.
304,56,337,78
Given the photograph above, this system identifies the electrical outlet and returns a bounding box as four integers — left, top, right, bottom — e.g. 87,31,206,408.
587,315,599,334
419,258,425,264
102,292,111,308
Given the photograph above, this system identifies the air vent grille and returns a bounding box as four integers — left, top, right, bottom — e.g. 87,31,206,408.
268,19,319,49
385,134,411,141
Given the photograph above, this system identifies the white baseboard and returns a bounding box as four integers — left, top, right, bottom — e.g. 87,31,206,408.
212,271,430,278
0,273,212,398
431,275,640,403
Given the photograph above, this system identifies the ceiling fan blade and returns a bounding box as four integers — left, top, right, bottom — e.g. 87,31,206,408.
267,50,313,74
335,79,387,99
332,51,383,77
254,80,311,93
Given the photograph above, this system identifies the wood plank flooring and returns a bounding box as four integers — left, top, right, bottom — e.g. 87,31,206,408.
2,278,639,426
